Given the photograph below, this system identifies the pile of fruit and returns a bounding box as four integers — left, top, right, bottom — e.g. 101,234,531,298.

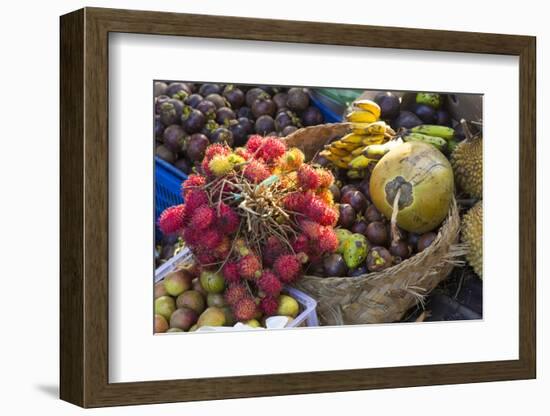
156,135,340,330
154,266,303,333
155,82,325,174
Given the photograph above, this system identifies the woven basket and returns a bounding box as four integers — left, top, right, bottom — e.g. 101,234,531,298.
284,123,465,325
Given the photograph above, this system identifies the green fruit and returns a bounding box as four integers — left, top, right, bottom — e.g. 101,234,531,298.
197,307,226,327
416,93,441,109
222,306,237,326
166,327,183,333
199,270,225,294
245,319,261,328
176,290,206,314
154,314,169,333
154,281,168,299
169,307,198,331
155,296,176,321
335,228,352,254
163,270,192,296
276,295,300,318
342,233,369,269
207,293,226,308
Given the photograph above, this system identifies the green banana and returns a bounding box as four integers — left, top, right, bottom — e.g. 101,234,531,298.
402,132,447,152
346,169,367,179
411,125,455,141
349,155,375,169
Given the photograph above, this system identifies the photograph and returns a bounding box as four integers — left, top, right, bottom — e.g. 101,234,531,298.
153,82,483,333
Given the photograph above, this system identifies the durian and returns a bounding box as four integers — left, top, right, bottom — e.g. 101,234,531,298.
451,123,483,198
461,201,483,278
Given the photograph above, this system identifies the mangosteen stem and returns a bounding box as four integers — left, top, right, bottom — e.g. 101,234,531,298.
390,187,402,245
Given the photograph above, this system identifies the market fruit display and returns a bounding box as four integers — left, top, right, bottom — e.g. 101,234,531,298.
154,82,326,174
461,201,483,278
451,122,483,198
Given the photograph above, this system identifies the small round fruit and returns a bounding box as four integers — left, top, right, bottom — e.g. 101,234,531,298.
341,190,368,214
255,115,275,135
207,293,226,308
252,97,276,118
389,240,412,260
287,88,309,112
205,93,226,109
192,277,207,296
340,184,358,199
215,107,236,125
154,296,176,321
186,133,210,162
392,111,423,129
154,281,168,299
365,221,389,246
342,233,369,269
374,92,400,120
366,246,392,272
223,85,245,108
301,106,323,126
276,295,300,318
365,204,383,223
176,290,206,314
349,265,368,277
337,204,356,229
417,232,437,252
351,220,368,236
323,253,348,277
154,81,168,98
199,83,221,97
329,184,341,202
245,319,261,328
154,314,169,333
282,125,298,136
169,307,198,331
163,270,192,296
166,327,183,333
197,306,226,327
200,270,225,294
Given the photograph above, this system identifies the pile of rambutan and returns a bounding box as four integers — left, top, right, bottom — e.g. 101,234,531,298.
158,135,339,323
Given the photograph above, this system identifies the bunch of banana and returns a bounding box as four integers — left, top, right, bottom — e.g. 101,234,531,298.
400,124,456,153
319,119,396,172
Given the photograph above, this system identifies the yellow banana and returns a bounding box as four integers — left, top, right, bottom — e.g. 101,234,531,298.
351,121,388,135
361,134,387,145
339,133,365,144
351,146,368,156
325,146,349,157
353,99,381,119
320,151,351,169
330,141,359,152
346,110,378,124
362,139,403,159
349,154,375,170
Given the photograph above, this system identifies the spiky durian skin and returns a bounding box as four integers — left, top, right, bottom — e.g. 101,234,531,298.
451,136,483,198
461,201,483,278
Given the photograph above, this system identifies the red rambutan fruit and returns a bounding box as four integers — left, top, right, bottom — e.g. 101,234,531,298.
222,261,241,284
233,297,258,321
238,253,262,280
245,135,265,155
299,219,323,240
319,227,339,253
306,199,338,226
213,236,231,260
243,160,271,184
185,190,208,212
181,174,206,198
197,228,223,251
259,296,279,316
195,251,218,265
234,147,252,160
224,284,248,306
258,137,286,163
263,236,288,267
291,234,310,254
297,164,322,190
217,203,240,235
158,204,186,235
317,168,334,188
190,205,215,230
182,226,199,246
258,270,283,296
282,192,306,213
274,254,302,283
204,143,231,161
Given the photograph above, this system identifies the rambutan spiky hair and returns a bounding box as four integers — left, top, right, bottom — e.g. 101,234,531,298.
181,174,206,198
189,205,215,230
222,261,241,284
274,254,302,283
224,284,248,306
233,297,258,321
259,296,279,316
297,164,322,190
257,137,286,163
238,253,262,280
257,270,282,296
158,204,186,235
216,203,240,235
243,160,270,184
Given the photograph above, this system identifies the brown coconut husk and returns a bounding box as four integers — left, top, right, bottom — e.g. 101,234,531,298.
284,123,466,325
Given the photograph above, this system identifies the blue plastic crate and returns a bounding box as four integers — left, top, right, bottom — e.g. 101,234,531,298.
155,156,188,223
309,93,344,123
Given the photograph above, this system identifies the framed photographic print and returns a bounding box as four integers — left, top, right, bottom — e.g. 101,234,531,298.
60,7,536,408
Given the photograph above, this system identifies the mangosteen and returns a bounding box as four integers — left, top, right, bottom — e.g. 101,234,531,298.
389,240,412,260
154,115,164,139
223,85,245,108
154,81,167,98
215,106,236,125
181,107,206,134
308,261,326,277
237,106,254,119
357,178,371,200
407,233,420,251
329,184,341,202
186,133,209,162
205,93,227,109
198,83,221,97
341,190,368,214
166,82,192,98
417,232,437,252
163,125,187,153
228,120,248,147
392,111,423,129
365,204,383,223
374,92,400,120
282,125,298,136
340,184,358,200
275,111,293,131
273,92,289,110
246,87,268,107
301,106,323,126
185,93,204,108
155,95,170,114
365,221,389,246
211,127,234,147
351,220,369,236
323,253,348,277
238,117,254,135
252,97,276,118
435,110,451,126
255,115,275,135
337,204,356,229
196,99,217,119
201,119,220,139
159,102,179,126
413,103,437,123
156,145,176,164
313,154,330,167
366,247,392,272
287,87,309,112
173,158,191,174
349,265,368,277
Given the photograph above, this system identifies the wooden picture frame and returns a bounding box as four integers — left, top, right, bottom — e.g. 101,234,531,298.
60,7,536,408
